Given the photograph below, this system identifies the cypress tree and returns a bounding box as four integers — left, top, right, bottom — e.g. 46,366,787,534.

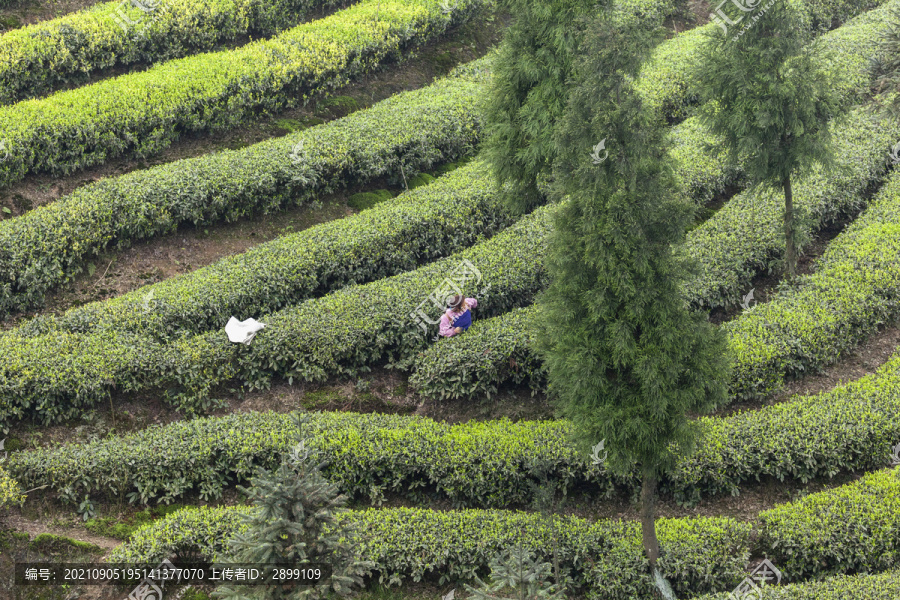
481,0,606,214
695,0,841,279
537,3,731,590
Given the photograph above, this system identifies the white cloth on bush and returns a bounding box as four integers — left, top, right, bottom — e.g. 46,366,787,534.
225,317,266,345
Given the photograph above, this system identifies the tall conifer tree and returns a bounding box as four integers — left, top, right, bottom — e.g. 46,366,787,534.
481,0,604,214
537,4,731,589
695,0,840,279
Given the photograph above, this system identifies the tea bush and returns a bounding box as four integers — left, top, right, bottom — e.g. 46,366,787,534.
0,0,346,105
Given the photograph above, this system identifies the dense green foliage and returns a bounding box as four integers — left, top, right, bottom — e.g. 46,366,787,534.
108,470,900,597
726,170,900,398
0,57,491,317
633,0,891,122
0,200,553,428
871,3,900,117
533,0,728,492
412,102,900,402
0,464,24,511
696,0,841,279
757,468,900,579
409,1,900,403
15,339,900,508
110,505,751,598
694,569,900,600
18,160,512,342
214,415,374,600
0,0,348,105
408,306,544,400
480,0,604,213
0,0,487,187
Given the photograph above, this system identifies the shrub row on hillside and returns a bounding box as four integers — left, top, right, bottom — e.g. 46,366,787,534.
410,103,900,402
633,0,890,122
108,504,750,598
0,202,554,428
3,0,876,319
19,160,511,343
408,306,545,401
725,170,900,399
757,468,900,579
0,0,345,105
694,570,900,600
0,57,491,317
11,346,900,507
0,0,487,188
106,469,900,596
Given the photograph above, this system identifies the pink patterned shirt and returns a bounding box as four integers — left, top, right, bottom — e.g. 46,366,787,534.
438,298,478,337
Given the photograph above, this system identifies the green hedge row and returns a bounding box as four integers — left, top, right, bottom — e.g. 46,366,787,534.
0,56,490,318
0,199,554,428
8,411,590,507
105,469,900,596
0,0,347,106
0,0,688,318
0,0,487,188
724,170,900,399
13,101,501,341
410,104,900,402
11,343,900,507
757,468,900,579
408,306,544,402
632,0,890,122
108,505,750,598
36,160,510,343
694,570,900,600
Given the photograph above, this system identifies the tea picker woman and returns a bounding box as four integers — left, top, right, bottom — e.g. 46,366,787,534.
439,294,477,337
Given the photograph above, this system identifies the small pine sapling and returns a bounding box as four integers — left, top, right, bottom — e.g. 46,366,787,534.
213,413,374,600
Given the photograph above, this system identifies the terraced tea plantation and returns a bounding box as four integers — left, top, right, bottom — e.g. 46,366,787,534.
1,0,900,598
